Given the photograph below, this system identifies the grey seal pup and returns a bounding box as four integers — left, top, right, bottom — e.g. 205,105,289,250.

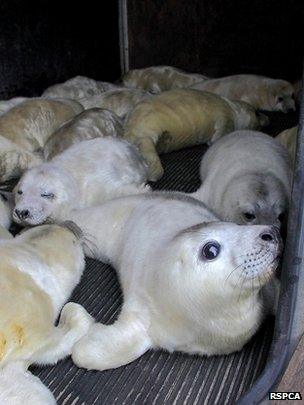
194,130,292,226
58,192,282,371
43,108,123,160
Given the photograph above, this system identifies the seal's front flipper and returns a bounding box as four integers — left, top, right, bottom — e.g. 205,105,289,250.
72,311,151,371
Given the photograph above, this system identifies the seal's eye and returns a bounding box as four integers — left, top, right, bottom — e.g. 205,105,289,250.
278,212,286,222
41,192,55,199
0,193,8,201
277,96,284,103
243,212,256,222
17,190,23,195
201,241,221,260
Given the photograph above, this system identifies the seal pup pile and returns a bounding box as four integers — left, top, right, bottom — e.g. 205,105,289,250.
13,137,150,225
189,74,296,112
0,223,93,404
194,130,292,226
57,192,283,371
43,108,123,160
122,65,208,93
124,88,267,181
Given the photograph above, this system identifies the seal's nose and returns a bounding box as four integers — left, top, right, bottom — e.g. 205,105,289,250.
259,226,280,243
15,209,30,220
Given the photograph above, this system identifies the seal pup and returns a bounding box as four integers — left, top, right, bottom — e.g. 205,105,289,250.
190,74,295,112
124,88,268,181
277,126,298,165
79,88,152,119
194,131,292,227
0,135,43,182
43,108,124,160
0,223,93,404
42,75,122,100
122,65,208,93
0,98,83,153
0,191,14,229
13,137,150,226
58,192,282,371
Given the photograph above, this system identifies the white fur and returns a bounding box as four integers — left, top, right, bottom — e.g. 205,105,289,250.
14,137,150,225
194,130,292,226
59,193,281,371
0,224,93,403
0,97,29,116
0,192,14,229
42,76,122,100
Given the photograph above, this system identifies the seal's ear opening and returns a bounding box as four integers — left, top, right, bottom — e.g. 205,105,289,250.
60,220,83,240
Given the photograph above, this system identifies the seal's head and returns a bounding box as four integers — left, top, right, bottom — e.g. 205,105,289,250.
265,80,295,113
221,173,288,227
231,100,269,130
13,164,77,226
154,222,282,321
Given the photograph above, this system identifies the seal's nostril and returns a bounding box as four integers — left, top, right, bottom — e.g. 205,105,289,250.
260,232,273,242
21,209,30,219
15,209,21,219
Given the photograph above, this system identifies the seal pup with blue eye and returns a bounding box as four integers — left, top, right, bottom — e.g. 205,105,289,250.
194,131,292,227
13,137,150,226
56,192,282,371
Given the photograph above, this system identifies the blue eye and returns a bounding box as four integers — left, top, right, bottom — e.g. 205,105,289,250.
41,193,55,199
201,241,221,260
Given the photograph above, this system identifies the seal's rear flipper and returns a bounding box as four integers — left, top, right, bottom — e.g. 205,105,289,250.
0,362,56,405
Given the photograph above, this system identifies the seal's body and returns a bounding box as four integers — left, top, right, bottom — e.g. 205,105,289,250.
124,89,267,181
0,223,93,404
0,98,83,152
14,137,150,225
44,108,123,160
277,126,298,164
79,88,151,119
42,75,121,100
0,97,28,116
61,193,282,371
190,75,295,112
122,66,208,93
194,131,292,226
0,192,14,229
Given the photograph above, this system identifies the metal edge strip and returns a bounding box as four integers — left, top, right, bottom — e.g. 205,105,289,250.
118,0,129,76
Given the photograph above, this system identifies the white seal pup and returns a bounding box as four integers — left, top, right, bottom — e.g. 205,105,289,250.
0,135,43,182
13,137,150,226
194,131,292,226
0,98,83,153
79,88,152,119
42,75,122,100
0,223,93,404
122,65,208,93
0,191,14,229
43,108,124,160
124,88,268,181
60,192,282,371
190,74,296,112
277,126,298,165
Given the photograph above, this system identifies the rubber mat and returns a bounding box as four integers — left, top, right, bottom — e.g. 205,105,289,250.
6,110,297,404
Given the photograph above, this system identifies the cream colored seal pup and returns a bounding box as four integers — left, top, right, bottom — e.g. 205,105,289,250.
0,98,83,153
277,126,298,164
194,131,292,226
190,75,295,112
0,135,43,182
122,65,208,93
0,223,93,404
79,88,152,119
13,137,150,225
0,191,14,229
59,192,282,371
42,75,121,100
43,108,124,160
124,88,268,181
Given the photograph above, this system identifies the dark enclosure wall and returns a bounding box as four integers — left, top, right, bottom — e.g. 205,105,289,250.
0,1,121,99
127,0,304,81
